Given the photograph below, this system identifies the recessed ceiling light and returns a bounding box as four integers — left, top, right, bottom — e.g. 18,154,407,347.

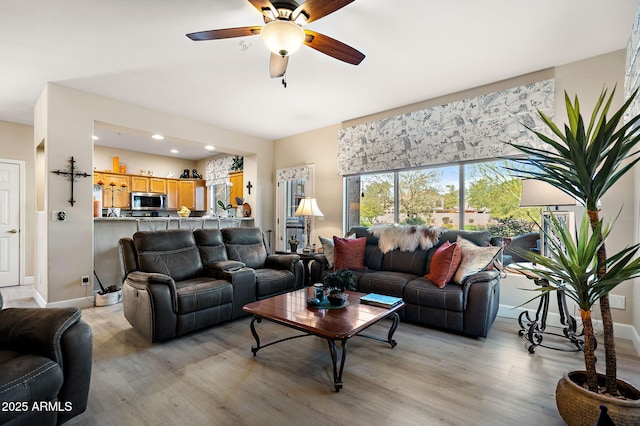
204,145,215,151
92,135,99,140
170,149,179,154
152,134,164,140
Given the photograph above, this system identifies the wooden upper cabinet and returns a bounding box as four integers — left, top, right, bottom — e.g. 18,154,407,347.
167,179,179,209
178,179,206,211
93,172,104,185
102,174,130,209
130,176,167,193
149,178,166,193
130,176,149,192
229,171,243,207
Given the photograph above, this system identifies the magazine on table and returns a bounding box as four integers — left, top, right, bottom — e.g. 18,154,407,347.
360,293,403,308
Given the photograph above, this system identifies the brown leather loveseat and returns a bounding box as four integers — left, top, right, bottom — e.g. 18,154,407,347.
119,227,303,342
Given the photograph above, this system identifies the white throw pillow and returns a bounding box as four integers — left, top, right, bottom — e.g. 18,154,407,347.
453,236,501,285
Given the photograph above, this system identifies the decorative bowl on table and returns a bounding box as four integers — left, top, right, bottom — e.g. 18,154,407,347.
327,292,348,306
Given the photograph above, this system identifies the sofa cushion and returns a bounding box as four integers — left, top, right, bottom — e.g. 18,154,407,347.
426,241,462,288
380,249,429,276
255,269,296,298
357,271,414,298
222,228,268,269
194,229,229,265
453,236,501,285
404,277,465,312
175,277,233,314
334,236,367,270
440,230,492,247
134,229,203,282
0,353,63,424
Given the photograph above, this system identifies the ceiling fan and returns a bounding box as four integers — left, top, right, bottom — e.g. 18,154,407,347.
186,0,365,80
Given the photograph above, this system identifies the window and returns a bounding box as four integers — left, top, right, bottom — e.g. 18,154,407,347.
345,159,539,238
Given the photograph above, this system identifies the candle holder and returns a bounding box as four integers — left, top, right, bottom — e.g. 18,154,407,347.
97,180,127,217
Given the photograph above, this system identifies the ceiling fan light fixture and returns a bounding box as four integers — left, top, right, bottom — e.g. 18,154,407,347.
260,20,305,57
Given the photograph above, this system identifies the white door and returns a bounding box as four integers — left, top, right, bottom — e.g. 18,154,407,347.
0,162,20,287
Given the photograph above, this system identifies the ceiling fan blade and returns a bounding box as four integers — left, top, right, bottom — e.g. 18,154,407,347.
292,0,355,24
247,0,278,21
186,26,262,41
269,53,289,78
303,30,365,65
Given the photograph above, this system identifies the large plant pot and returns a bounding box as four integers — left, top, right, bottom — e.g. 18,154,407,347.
556,371,640,425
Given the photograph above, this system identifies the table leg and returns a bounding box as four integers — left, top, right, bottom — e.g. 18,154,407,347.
327,338,348,392
250,315,262,355
387,312,400,348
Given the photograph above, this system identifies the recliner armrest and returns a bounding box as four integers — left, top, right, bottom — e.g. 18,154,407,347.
207,260,246,271
0,307,82,364
124,271,178,311
265,254,300,270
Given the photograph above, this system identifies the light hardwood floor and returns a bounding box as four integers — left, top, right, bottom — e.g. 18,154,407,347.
2,286,640,426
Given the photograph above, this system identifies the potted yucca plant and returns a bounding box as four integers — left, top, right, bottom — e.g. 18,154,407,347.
506,87,640,423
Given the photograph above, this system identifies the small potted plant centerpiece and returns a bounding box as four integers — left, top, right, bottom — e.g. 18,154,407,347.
322,269,356,306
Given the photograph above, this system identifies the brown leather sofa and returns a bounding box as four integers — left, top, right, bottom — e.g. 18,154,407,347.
119,227,303,342
0,292,93,425
309,227,502,338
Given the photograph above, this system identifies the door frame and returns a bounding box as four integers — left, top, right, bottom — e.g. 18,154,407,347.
0,158,26,286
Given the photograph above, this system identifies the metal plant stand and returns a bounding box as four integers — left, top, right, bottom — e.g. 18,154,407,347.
517,277,586,354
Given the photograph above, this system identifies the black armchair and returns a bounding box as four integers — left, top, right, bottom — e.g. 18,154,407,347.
0,292,93,425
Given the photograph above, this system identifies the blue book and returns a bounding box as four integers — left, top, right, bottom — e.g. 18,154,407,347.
360,293,403,308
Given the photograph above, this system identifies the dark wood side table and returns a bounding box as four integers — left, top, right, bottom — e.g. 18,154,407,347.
276,251,316,286
505,262,586,354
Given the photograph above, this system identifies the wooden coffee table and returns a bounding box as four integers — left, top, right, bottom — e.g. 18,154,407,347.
242,288,404,391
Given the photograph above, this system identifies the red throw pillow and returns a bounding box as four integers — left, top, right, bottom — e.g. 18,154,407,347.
333,236,367,270
426,241,462,288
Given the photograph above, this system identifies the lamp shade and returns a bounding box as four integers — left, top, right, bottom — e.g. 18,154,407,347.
260,20,305,57
519,179,577,207
294,197,324,217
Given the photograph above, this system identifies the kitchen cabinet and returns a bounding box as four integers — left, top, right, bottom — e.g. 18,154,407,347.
178,179,206,211
130,176,167,193
229,171,243,207
167,179,179,209
93,172,104,185
130,176,149,192
102,174,130,209
149,178,166,193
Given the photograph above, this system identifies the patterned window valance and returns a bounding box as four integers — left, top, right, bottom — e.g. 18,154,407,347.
336,79,555,176
205,156,234,186
625,6,640,121
276,166,309,182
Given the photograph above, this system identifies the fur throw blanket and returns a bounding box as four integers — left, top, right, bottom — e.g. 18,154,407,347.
368,224,446,254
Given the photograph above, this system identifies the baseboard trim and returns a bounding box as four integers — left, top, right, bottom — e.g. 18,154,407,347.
498,304,640,357
32,287,95,309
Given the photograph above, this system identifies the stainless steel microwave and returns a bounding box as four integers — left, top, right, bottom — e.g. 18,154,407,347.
131,192,167,210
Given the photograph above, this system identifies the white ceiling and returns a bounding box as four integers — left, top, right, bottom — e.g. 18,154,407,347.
2,0,638,160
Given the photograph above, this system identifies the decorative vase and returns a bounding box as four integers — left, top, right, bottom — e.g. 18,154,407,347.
556,371,640,425
327,292,348,306
289,243,298,253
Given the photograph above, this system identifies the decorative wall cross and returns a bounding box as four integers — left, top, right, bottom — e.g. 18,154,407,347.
51,156,91,206
246,181,253,195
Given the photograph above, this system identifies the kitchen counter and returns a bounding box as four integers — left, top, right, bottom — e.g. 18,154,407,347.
94,216,255,289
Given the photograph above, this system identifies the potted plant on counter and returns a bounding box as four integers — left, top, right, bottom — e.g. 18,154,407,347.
506,87,640,424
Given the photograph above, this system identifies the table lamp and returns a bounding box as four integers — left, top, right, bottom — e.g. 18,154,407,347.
519,179,577,257
294,197,324,251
